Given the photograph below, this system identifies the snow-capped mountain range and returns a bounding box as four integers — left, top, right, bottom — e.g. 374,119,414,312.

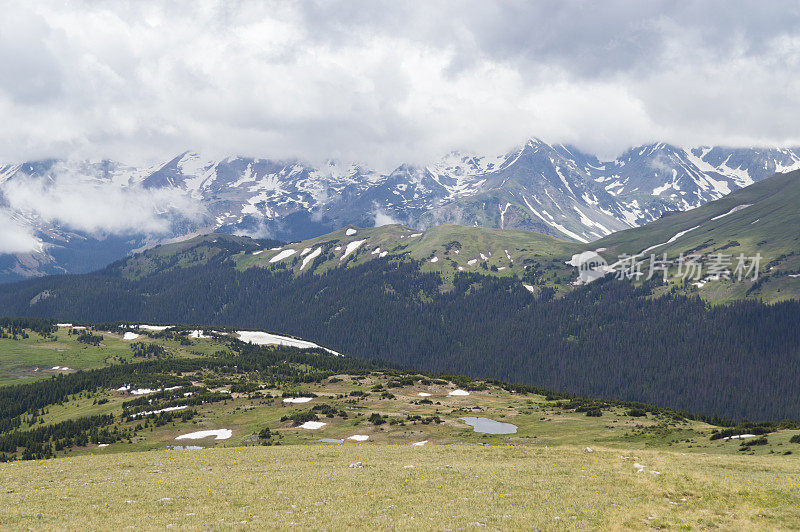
1,139,799,282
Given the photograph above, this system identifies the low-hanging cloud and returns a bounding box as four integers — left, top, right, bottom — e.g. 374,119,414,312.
1,1,799,168
0,164,206,247
0,210,40,254
372,206,403,227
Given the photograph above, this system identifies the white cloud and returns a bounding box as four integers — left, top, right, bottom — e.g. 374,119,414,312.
372,206,402,227
0,163,205,238
0,1,798,168
0,210,40,254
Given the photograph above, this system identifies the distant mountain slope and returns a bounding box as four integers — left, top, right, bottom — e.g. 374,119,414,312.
2,140,799,282
234,223,579,287
591,169,800,302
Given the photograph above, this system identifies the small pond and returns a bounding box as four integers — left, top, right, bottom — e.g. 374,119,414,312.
320,438,344,444
460,417,517,434
172,445,203,450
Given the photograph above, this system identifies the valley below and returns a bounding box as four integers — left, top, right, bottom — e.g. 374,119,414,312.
0,322,799,529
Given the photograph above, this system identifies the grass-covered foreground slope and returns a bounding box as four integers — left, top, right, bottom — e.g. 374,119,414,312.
3,444,800,530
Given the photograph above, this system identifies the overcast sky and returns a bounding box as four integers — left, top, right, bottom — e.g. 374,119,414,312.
2,0,800,167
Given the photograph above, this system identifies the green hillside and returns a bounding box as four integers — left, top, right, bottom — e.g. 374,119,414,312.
235,223,580,288
591,170,800,302
110,234,274,281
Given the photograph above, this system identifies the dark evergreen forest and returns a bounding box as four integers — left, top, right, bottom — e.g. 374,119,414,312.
1,257,798,420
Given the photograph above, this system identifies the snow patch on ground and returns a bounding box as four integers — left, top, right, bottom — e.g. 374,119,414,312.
711,204,752,221
123,332,140,340
270,249,297,263
640,225,701,254
131,388,161,395
412,440,428,446
724,434,756,440
430,256,439,263
175,429,232,441
300,247,322,270
236,330,340,356
341,239,366,260
127,385,181,395
131,405,188,418
417,392,431,397
345,228,358,236
299,421,326,430
652,182,673,196
448,389,470,396
347,435,369,441
283,397,313,404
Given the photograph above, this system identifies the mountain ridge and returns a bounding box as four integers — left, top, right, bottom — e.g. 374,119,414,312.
2,139,799,282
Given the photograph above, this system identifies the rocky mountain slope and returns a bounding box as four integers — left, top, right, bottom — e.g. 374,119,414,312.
1,140,799,282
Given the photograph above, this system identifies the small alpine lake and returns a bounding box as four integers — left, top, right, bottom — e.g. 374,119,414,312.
459,416,517,434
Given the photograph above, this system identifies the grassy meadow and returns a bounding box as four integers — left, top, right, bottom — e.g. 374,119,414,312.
2,444,800,530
